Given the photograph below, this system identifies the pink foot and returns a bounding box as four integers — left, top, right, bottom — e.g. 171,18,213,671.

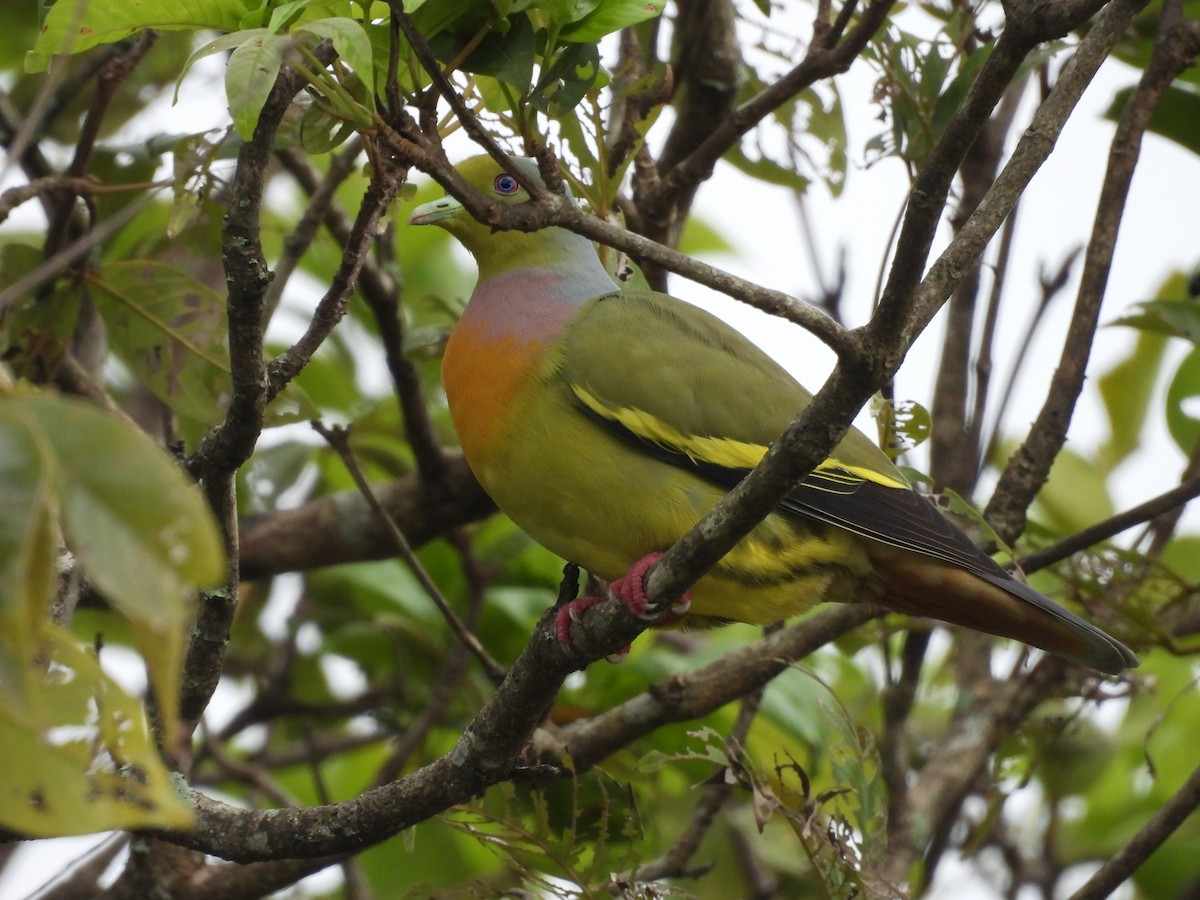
554,596,629,662
554,553,693,658
610,552,692,623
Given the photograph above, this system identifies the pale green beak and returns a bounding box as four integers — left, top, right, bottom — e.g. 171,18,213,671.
408,195,463,226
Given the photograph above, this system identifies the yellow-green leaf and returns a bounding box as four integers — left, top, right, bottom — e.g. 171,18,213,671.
16,393,225,628
0,625,194,837
227,32,287,140
26,0,254,72
0,410,57,707
15,392,225,744
88,261,230,427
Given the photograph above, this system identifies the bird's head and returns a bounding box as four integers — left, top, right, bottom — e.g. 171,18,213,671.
408,155,586,274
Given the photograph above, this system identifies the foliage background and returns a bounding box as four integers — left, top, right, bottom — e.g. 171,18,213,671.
1,0,1199,897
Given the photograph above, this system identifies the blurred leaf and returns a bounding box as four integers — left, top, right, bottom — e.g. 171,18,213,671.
88,260,230,427
27,0,255,71
1111,298,1200,344
0,625,195,836
1096,330,1168,471
1111,0,1200,89
22,394,229,607
0,412,56,680
559,0,663,42
725,142,811,193
4,392,226,741
300,99,358,153
932,41,991,138
1105,83,1200,156
1034,445,1115,534
0,244,78,382
1165,347,1200,455
227,32,287,140
678,216,735,258
266,382,321,426
1158,535,1200,581
804,85,848,195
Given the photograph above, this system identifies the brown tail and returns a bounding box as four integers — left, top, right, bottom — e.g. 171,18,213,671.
872,550,1136,675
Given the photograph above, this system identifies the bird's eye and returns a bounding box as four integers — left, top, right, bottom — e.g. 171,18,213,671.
494,174,520,195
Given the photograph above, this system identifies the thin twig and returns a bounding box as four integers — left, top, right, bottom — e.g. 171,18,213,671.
1018,473,1200,574
159,604,874,862
312,420,506,684
1068,760,1200,900
984,0,1183,538
264,137,364,315
265,150,405,399
200,722,301,809
183,50,336,732
632,685,765,883
0,191,156,312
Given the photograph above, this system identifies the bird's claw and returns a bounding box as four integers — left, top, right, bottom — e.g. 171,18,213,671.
553,552,691,661
610,552,692,622
553,597,630,662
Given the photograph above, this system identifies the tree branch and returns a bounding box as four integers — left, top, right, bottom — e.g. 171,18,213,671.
237,453,493,580
1068,759,1200,900
986,2,1193,538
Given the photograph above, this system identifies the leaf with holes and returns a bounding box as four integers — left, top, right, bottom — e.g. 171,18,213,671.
89,261,230,427
0,624,195,836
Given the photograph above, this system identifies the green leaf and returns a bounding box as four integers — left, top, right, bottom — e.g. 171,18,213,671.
300,100,359,153
818,697,886,867
8,392,226,743
0,244,78,382
1105,83,1200,156
450,12,535,93
559,0,663,42
297,17,374,82
678,216,735,258
873,397,931,459
538,0,602,25
27,0,254,71
266,382,321,426
1165,347,1200,455
0,391,222,825
14,392,225,623
529,42,601,114
0,624,194,836
804,85,848,196
407,0,481,42
724,142,811,193
1096,330,1168,471
268,0,352,32
1110,298,1200,344
0,413,56,680
88,261,230,427
1036,446,1115,534
226,32,287,140
175,28,270,105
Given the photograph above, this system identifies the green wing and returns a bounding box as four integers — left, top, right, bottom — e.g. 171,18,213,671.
557,290,998,575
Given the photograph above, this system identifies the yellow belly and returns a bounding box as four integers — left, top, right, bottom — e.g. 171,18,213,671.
470,379,873,626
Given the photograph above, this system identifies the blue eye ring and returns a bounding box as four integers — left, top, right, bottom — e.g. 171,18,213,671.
494,174,520,195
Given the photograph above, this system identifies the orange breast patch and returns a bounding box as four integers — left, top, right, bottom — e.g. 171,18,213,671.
442,321,546,466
